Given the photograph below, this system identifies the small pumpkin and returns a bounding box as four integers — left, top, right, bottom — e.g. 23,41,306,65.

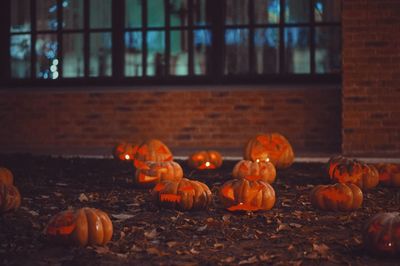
134,161,183,188
134,139,173,169
113,142,138,161
188,150,223,170
374,163,400,187
45,207,113,247
152,178,212,211
232,160,276,184
219,179,275,212
363,212,400,256
310,183,363,211
243,133,294,169
0,167,14,186
0,183,21,213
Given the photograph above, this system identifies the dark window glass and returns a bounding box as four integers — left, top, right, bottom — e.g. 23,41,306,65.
148,0,165,27
125,31,143,77
90,33,112,77
254,0,280,24
315,0,341,22
225,29,249,74
90,0,112,29
285,0,310,23
125,0,142,28
11,0,31,33
315,27,341,73
254,28,279,73
147,31,166,76
11,35,31,78
226,0,249,25
36,34,58,79
170,30,189,76
37,0,58,31
63,33,84,77
194,29,211,75
170,0,188,27
63,0,84,29
193,0,210,26
284,27,310,73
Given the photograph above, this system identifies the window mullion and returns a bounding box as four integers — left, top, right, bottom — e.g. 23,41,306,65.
0,0,11,82
142,0,147,76
188,0,194,75
248,0,255,74
112,0,124,79
31,0,37,78
212,0,224,82
84,0,89,77
165,0,170,76
279,0,285,74
57,0,63,77
310,0,316,74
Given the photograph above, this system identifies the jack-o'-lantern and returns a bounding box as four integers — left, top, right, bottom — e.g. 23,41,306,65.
188,150,223,170
113,142,138,161
363,212,400,256
0,167,14,186
134,139,173,169
134,161,183,188
0,183,21,213
243,133,294,169
219,179,275,212
152,178,212,211
232,160,276,184
45,207,113,247
374,163,400,187
310,183,363,211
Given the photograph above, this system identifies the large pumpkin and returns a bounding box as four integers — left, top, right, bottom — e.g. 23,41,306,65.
113,142,138,161
243,133,294,169
310,183,363,211
134,161,183,188
232,160,276,184
363,212,400,256
0,183,21,213
152,178,212,211
188,150,223,170
134,139,173,169
45,207,113,247
374,163,400,187
219,179,275,212
0,167,14,186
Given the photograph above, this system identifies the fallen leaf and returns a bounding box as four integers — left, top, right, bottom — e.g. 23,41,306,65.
144,229,158,239
239,256,258,265
111,213,135,221
78,193,88,202
197,224,208,232
167,241,178,248
190,248,200,254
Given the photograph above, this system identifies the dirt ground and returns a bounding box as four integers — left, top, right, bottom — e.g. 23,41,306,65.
0,154,399,265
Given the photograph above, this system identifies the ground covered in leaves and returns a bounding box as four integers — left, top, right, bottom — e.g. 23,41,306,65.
0,154,399,265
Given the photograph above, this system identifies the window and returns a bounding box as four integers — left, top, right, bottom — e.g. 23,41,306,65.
3,0,341,86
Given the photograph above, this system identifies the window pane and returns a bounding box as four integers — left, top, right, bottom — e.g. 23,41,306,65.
63,0,83,29
254,0,280,24
63,34,84,77
125,0,142,28
11,0,31,32
316,27,341,73
90,33,112,77
315,0,341,22
125,31,143,77
284,27,310,73
194,29,211,75
193,0,210,26
170,30,188,76
254,28,279,74
285,0,310,23
36,34,59,79
147,31,166,76
10,35,31,78
226,0,249,25
225,29,249,74
148,0,165,27
90,0,112,28
171,0,188,27
37,0,58,31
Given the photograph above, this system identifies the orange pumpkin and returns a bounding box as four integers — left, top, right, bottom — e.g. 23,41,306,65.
134,161,183,188
219,179,275,212
134,139,173,169
243,133,294,169
363,212,400,256
45,207,113,247
152,178,212,211
188,150,223,170
0,167,14,186
0,183,21,213
232,160,276,184
374,163,400,187
113,142,138,161
310,183,363,211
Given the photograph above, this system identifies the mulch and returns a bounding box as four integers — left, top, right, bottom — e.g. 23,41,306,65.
0,154,399,265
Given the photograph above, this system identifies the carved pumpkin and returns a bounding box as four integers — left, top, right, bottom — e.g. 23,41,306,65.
374,163,400,187
113,142,138,161
219,179,275,212
134,161,183,188
45,207,113,247
232,160,276,184
0,167,14,186
0,183,21,213
363,212,400,256
243,133,294,169
310,183,363,211
327,156,379,190
152,178,212,211
188,150,223,170
134,139,173,169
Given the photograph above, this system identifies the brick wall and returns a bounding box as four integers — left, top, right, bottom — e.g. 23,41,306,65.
0,86,341,156
342,0,400,157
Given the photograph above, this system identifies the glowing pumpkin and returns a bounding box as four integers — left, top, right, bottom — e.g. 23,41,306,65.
0,167,14,186
45,207,113,247
0,183,21,213
134,139,173,169
187,150,223,170
152,178,212,211
363,212,400,256
134,161,183,188
243,133,294,169
113,142,138,161
374,163,400,187
310,183,363,211
219,179,275,212
232,160,276,184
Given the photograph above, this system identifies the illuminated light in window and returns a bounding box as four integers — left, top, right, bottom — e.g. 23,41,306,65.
43,72,49,79
52,71,59,79
50,65,57,72
125,154,130,160
205,162,211,168
63,0,69,8
53,59,59,66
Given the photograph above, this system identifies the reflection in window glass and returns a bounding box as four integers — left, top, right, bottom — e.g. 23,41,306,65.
125,31,143,76
90,33,112,77
125,0,142,28
63,34,84,77
147,31,166,76
284,27,310,73
170,31,188,76
254,28,279,73
11,35,31,78
285,0,310,23
148,0,165,27
315,0,341,22
315,27,341,73
226,0,249,25
63,0,83,29
37,0,58,31
225,29,249,74
193,0,209,26
11,0,31,32
194,29,211,75
90,0,112,28
36,34,58,79
254,0,280,24
170,0,188,27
